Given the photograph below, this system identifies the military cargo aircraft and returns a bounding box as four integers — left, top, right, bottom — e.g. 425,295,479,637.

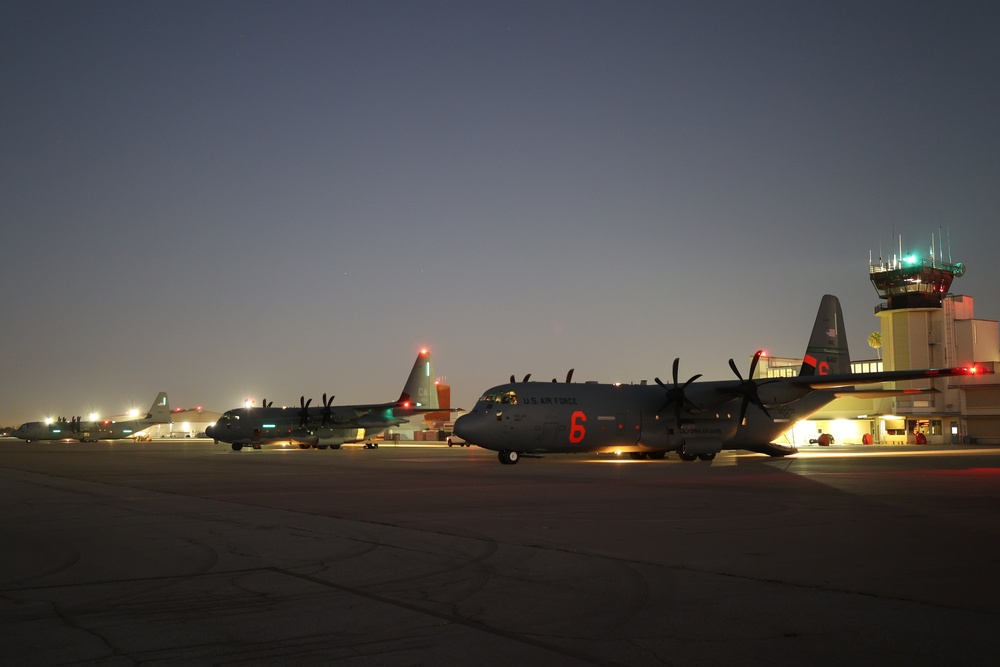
454,295,991,464
207,349,444,451
12,392,171,443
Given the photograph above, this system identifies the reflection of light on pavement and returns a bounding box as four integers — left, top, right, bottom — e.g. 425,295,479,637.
790,448,992,459
584,452,739,465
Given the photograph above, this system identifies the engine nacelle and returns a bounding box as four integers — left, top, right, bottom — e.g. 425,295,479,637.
757,382,811,408
288,431,319,447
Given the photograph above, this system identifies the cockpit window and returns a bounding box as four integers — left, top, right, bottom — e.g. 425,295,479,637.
478,391,518,405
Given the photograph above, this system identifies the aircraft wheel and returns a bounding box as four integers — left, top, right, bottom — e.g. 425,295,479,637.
298,444,311,449
678,451,698,461
231,443,242,452
648,451,666,459
318,445,328,450
498,450,519,465
629,452,647,460
697,452,717,461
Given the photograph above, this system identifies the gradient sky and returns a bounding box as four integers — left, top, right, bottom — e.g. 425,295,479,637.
3,1,999,426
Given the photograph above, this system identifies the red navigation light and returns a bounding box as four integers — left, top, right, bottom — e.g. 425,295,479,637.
420,348,428,354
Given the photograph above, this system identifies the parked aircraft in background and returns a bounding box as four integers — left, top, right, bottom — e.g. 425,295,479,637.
454,295,991,464
207,349,445,451
12,392,172,443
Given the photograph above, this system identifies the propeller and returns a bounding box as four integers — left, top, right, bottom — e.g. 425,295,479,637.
728,350,779,426
552,369,574,383
510,374,532,383
320,393,336,426
298,396,313,428
262,398,273,408
70,416,81,433
654,358,702,429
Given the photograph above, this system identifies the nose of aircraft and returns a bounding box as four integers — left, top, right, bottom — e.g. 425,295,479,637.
453,413,478,444
205,423,216,439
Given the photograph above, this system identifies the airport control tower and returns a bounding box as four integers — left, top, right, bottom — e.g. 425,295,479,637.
869,251,965,311
869,234,968,439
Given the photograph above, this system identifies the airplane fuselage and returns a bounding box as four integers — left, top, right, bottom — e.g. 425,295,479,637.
207,406,404,450
12,421,96,442
454,381,834,460
13,418,159,442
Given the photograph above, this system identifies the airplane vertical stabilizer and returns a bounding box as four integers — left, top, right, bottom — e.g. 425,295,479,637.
799,295,851,376
399,349,439,409
145,392,171,423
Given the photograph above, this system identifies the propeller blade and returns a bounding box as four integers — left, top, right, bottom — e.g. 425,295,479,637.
298,396,312,428
522,373,531,382
321,393,335,426
729,352,773,426
565,368,574,383
655,359,702,430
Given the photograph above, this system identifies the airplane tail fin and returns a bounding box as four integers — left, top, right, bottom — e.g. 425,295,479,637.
398,349,439,410
799,295,851,376
145,392,171,423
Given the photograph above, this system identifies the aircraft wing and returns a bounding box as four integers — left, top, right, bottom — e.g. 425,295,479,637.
327,397,460,423
696,363,991,413
832,387,939,399
795,364,991,390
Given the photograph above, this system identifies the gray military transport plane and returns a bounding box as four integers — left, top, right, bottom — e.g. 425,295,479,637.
12,392,171,443
454,295,991,464
207,348,444,451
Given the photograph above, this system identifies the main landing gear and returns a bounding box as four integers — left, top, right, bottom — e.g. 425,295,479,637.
498,450,519,465
678,451,716,461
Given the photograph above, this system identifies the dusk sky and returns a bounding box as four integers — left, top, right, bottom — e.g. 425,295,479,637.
3,1,999,426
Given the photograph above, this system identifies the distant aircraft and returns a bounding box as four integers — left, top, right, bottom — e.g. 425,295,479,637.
454,295,991,464
207,349,444,451
12,392,172,443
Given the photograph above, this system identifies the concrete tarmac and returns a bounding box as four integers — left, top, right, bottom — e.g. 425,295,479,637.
1,439,998,666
